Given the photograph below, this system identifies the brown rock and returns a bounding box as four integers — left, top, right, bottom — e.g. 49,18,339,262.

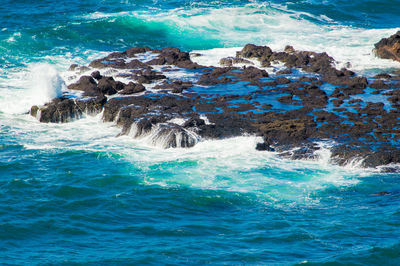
374,31,400,62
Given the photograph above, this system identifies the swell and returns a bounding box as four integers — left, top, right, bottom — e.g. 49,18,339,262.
77,5,400,72
282,0,400,28
1,2,399,73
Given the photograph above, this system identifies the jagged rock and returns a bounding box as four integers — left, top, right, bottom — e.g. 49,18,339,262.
237,44,273,59
370,80,390,90
198,66,268,86
219,57,254,67
374,73,392,79
153,80,193,92
97,76,123,95
284,45,296,54
256,142,274,151
125,46,152,57
183,118,205,128
119,82,145,94
276,69,292,75
132,69,166,84
30,96,106,123
374,31,400,62
76,96,107,115
68,76,97,93
275,77,291,85
126,118,153,138
146,47,204,69
91,71,102,80
257,118,317,145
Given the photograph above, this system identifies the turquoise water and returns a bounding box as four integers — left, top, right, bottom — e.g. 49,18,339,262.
1,0,400,264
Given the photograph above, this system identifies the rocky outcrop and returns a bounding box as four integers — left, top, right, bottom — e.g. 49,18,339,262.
30,96,106,123
374,31,400,62
29,44,400,168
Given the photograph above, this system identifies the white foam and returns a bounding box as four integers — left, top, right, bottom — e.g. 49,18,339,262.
80,11,130,20
167,118,187,125
200,115,212,125
190,47,242,66
126,121,199,148
0,63,65,114
115,4,400,74
77,5,400,73
6,32,21,43
124,136,367,204
1,104,374,205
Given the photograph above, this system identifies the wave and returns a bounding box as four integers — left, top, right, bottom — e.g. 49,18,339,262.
78,4,400,73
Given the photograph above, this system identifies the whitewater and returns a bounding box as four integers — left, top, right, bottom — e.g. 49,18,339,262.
1,0,400,264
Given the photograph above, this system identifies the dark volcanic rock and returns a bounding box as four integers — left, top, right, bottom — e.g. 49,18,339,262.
30,44,400,168
153,80,193,93
91,71,102,80
125,46,152,57
132,69,167,84
68,76,98,94
369,80,390,90
198,66,268,86
237,44,273,59
256,142,273,151
97,77,123,95
146,47,204,69
374,31,400,62
119,82,145,94
276,69,292,75
149,123,199,148
219,57,254,67
31,96,106,123
128,118,153,137
183,118,205,128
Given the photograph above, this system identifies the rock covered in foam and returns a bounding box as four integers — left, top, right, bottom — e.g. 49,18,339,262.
149,123,199,148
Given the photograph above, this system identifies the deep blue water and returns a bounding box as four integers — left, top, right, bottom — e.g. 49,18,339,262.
1,0,400,264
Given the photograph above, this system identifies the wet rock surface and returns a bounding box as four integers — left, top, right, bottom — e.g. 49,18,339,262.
374,31,400,62
31,44,400,168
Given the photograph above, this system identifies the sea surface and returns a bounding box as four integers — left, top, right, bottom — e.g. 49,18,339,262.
1,0,400,264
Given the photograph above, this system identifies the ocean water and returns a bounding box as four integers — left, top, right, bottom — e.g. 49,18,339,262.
1,0,400,264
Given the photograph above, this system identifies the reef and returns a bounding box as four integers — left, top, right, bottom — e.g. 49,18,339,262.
30,42,400,168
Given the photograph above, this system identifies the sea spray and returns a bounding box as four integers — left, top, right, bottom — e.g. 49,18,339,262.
29,63,64,104
0,63,64,114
